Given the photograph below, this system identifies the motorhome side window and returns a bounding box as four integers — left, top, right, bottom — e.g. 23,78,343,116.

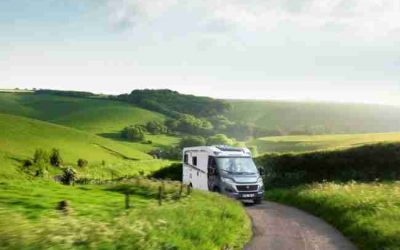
184,154,188,164
192,156,197,166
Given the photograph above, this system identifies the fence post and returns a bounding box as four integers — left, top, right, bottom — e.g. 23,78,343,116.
186,184,191,195
158,186,163,206
125,193,130,209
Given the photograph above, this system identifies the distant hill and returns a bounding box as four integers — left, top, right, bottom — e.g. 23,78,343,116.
0,92,165,134
226,100,400,135
249,132,400,154
117,89,230,117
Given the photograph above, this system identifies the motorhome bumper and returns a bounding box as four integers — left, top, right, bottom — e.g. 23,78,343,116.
226,191,264,200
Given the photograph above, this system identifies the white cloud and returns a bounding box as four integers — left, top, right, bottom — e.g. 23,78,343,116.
106,0,400,38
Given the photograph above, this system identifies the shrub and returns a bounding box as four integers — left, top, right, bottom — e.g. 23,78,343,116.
179,136,206,148
151,163,182,181
121,125,145,142
33,149,49,165
256,143,400,188
23,160,33,168
61,167,77,185
145,121,167,135
77,158,88,168
206,134,235,146
49,148,62,167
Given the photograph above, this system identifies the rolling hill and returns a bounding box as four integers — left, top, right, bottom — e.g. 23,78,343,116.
249,132,400,154
0,92,165,134
227,100,400,135
0,113,171,179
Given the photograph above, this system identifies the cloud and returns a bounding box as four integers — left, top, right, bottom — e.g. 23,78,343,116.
106,0,400,38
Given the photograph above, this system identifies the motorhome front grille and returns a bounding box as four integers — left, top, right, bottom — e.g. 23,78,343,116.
236,185,258,192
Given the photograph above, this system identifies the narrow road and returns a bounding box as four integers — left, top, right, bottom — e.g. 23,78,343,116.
244,201,357,250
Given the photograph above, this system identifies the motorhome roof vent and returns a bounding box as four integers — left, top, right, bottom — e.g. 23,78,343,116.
215,145,243,152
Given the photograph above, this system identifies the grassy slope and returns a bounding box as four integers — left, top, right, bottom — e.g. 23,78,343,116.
0,92,165,134
0,92,180,153
0,92,251,249
266,182,400,250
227,100,400,134
0,113,171,179
0,179,251,249
249,132,400,154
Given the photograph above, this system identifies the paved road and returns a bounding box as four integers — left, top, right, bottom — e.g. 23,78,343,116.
244,201,357,250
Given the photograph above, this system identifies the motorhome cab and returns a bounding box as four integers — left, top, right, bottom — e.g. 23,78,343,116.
182,145,264,203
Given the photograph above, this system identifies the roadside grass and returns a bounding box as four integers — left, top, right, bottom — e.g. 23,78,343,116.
249,132,400,154
0,178,251,250
265,182,400,250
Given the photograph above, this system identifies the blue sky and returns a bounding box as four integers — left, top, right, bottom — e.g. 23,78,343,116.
1,0,400,104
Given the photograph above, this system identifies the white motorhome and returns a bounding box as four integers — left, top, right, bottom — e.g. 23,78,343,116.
182,145,264,203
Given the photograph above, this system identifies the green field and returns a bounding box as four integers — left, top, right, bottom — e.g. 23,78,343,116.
266,182,400,250
0,113,173,179
0,92,165,134
0,179,251,249
249,132,400,154
227,100,400,134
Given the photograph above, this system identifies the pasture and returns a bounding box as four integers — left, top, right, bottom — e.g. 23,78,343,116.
249,132,400,154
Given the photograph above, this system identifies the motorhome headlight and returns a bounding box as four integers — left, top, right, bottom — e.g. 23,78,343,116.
257,177,264,188
221,177,235,185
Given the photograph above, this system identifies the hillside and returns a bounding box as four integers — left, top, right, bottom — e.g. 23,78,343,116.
227,100,400,135
249,132,400,154
0,113,171,179
0,92,165,134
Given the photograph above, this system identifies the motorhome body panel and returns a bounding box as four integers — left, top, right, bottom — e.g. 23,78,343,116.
182,146,264,203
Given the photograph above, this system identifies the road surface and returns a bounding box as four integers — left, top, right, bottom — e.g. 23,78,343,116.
244,201,357,250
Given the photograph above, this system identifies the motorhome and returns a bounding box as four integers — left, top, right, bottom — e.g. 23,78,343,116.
182,145,264,203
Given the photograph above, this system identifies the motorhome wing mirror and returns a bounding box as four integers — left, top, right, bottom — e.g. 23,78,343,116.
258,167,265,175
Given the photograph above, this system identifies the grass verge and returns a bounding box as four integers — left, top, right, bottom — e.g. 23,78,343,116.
0,178,251,250
266,182,400,250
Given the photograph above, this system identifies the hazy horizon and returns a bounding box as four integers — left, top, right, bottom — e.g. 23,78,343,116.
1,0,400,105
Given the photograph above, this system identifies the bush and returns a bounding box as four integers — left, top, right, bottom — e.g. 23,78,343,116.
77,158,88,167
121,125,145,142
23,160,33,168
49,148,62,167
256,143,400,188
33,149,49,165
61,167,77,185
179,136,206,148
145,121,167,135
151,163,182,181
206,134,235,146
150,146,181,160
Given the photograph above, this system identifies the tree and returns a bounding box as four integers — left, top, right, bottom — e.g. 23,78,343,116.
121,125,145,142
179,136,206,148
50,148,62,167
206,134,235,146
145,121,167,134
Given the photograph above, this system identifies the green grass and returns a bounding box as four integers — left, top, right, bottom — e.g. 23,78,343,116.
0,179,251,249
249,132,400,154
0,92,165,134
0,92,252,249
266,182,400,250
0,113,172,179
227,100,400,134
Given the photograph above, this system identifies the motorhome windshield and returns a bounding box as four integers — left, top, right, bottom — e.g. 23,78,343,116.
216,157,258,175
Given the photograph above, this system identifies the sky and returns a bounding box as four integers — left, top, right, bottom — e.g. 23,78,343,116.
1,0,400,105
